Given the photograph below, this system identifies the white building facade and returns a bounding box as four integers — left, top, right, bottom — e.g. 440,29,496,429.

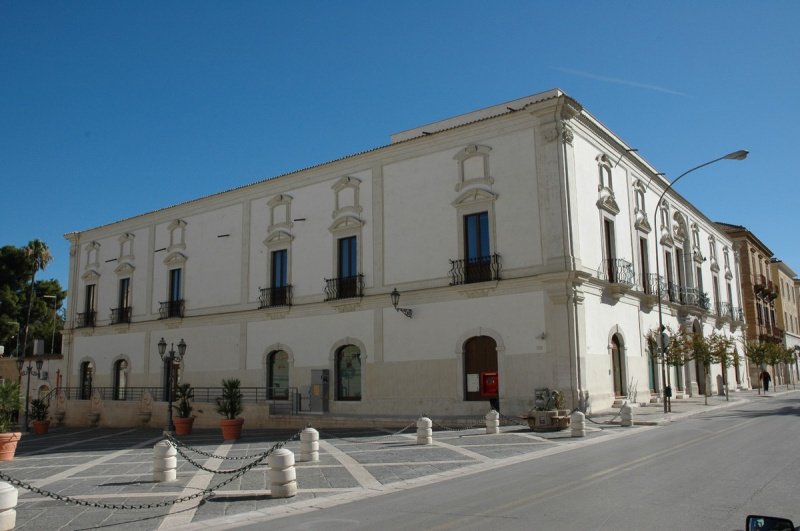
54,89,749,426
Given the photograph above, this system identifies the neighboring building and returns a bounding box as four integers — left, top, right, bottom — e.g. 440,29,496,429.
771,260,800,381
52,89,748,427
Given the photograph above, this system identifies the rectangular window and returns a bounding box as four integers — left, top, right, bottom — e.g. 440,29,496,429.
118,278,130,309
639,237,650,292
464,212,491,283
169,268,182,302
665,250,675,301
712,276,720,313
85,284,96,313
337,236,357,278
603,219,616,281
271,250,288,288
270,249,289,306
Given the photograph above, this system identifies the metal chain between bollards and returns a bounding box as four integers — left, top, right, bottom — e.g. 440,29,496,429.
0,430,302,511
429,416,486,433
164,432,279,460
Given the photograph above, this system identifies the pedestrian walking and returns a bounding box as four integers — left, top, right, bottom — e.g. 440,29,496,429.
760,370,772,392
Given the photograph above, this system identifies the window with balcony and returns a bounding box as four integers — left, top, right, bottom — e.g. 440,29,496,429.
78,284,96,328
160,268,184,318
112,277,132,324
261,249,291,308
325,236,363,300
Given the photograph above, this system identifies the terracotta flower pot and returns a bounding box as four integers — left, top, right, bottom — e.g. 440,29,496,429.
0,432,21,461
174,417,194,436
220,418,244,440
32,420,50,435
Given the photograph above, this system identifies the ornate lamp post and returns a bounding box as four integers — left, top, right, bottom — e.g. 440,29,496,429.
653,150,748,413
158,338,187,433
16,355,44,432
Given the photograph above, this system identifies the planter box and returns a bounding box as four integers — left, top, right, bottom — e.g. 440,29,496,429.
525,409,571,432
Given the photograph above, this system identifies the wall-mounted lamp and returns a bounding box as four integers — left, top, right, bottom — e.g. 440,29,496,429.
390,288,413,318
538,332,546,340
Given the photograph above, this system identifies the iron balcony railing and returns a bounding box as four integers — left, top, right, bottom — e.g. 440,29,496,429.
159,299,185,319
597,259,635,286
76,311,96,328
717,302,744,321
449,254,501,285
644,273,665,296
110,306,132,325
681,287,710,310
259,286,292,309
668,282,681,303
59,386,301,413
324,274,364,301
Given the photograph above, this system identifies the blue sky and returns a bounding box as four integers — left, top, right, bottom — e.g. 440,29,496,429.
2,1,799,291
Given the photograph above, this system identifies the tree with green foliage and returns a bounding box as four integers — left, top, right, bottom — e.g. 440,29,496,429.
0,242,65,358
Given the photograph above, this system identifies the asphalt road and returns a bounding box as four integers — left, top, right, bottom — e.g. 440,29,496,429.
232,394,800,530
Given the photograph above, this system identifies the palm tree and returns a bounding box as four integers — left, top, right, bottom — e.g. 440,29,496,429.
21,240,52,359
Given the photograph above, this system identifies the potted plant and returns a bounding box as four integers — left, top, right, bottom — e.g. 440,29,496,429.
172,383,195,436
29,398,50,435
0,381,22,460
215,378,244,440
527,388,570,432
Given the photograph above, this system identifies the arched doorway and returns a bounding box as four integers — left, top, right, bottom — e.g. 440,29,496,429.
79,361,93,400
463,336,498,404
611,335,626,397
267,350,290,400
113,359,128,400
335,345,361,401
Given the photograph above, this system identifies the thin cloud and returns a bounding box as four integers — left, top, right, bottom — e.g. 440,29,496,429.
554,67,688,97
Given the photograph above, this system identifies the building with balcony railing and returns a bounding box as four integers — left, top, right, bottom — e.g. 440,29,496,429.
54,89,750,428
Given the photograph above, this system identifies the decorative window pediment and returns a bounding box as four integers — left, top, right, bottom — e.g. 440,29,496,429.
167,220,187,252
672,213,687,243
163,251,187,267
451,188,498,209
118,233,135,261
114,261,135,276
263,230,294,248
596,155,618,215
453,144,493,192
81,269,100,282
633,180,650,233
708,236,719,272
85,242,101,269
329,215,365,234
268,194,294,232
332,176,363,219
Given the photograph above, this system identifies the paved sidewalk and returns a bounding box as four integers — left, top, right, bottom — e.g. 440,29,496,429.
1,387,794,530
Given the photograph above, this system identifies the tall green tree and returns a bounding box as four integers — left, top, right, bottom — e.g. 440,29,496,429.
0,242,64,358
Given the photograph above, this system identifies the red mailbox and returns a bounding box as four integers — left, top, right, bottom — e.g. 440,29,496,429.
480,371,498,397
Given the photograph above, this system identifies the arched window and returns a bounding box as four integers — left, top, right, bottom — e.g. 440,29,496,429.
113,359,128,400
79,361,94,400
336,345,361,401
267,350,290,400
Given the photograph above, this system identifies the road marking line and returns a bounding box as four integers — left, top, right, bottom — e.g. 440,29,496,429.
157,441,233,529
318,440,382,489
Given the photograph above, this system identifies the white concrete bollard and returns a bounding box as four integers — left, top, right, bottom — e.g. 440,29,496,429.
416,417,432,445
0,482,17,531
570,411,586,437
620,403,634,427
297,427,319,462
153,440,178,482
269,448,297,498
485,410,500,434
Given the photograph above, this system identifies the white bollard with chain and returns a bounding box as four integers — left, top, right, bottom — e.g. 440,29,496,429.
570,411,586,437
0,482,17,531
297,427,319,462
485,410,500,434
153,440,178,482
269,448,297,498
416,416,432,445
620,403,634,427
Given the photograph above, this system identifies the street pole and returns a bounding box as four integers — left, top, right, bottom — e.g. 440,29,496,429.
652,150,748,414
158,338,187,434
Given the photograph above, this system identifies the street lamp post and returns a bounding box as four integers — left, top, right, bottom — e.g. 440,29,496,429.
158,338,187,433
16,355,44,432
653,150,748,414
